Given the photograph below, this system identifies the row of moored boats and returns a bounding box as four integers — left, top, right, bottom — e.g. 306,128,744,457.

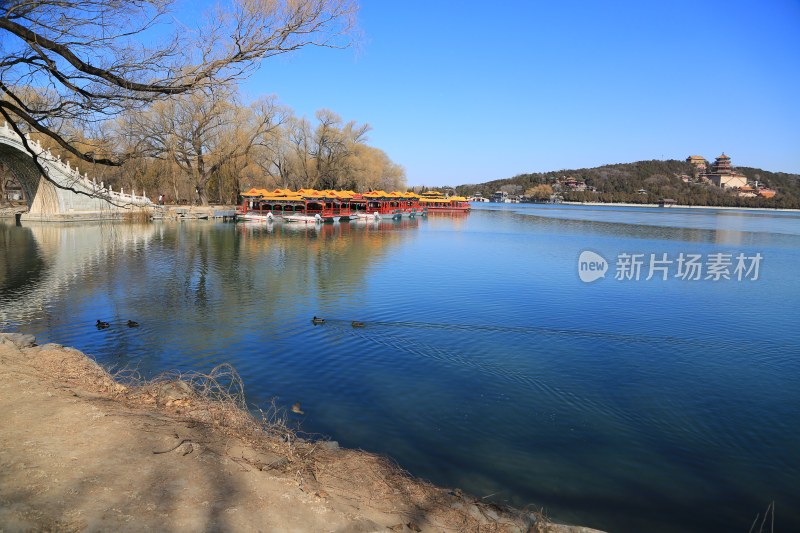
238,188,471,223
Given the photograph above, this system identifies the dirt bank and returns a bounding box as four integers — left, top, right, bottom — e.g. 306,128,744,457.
0,333,603,533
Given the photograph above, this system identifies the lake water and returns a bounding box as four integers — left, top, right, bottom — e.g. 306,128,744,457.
2,204,799,532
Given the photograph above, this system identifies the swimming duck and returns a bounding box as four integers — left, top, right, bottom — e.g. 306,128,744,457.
96,320,110,329
351,321,365,328
312,316,325,325
127,320,139,328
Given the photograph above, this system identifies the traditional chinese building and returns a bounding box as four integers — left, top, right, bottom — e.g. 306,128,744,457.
703,153,747,189
686,155,708,175
738,184,757,198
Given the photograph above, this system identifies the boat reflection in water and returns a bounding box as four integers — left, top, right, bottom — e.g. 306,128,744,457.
237,214,421,237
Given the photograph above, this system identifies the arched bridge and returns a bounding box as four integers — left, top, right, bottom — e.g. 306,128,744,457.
0,122,152,221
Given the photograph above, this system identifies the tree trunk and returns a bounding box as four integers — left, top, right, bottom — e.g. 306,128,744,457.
196,185,209,206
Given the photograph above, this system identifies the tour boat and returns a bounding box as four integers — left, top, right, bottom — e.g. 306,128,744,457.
298,189,354,222
356,191,410,220
238,189,279,222
237,188,464,222
239,188,348,223
390,191,428,218
418,191,472,212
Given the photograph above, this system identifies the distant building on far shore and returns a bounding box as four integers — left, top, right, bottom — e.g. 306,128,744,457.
738,184,757,198
687,152,778,199
686,155,708,175
702,153,748,189
492,191,510,203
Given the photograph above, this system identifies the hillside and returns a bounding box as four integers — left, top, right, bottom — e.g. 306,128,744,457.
456,160,800,209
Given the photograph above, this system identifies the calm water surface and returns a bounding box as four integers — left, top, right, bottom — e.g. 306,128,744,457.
2,204,799,532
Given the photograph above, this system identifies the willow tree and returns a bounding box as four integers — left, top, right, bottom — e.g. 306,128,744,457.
255,110,404,192
312,109,370,190
251,121,305,190
124,84,287,205
0,0,358,184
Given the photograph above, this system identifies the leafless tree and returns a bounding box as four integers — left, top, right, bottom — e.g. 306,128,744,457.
287,115,316,187
252,124,301,190
113,97,404,204
340,142,404,192
267,109,404,192
124,84,287,205
311,109,369,189
0,0,358,171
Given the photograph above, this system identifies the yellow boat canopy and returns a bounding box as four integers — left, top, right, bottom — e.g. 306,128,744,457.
244,188,420,201
242,188,272,198
419,196,468,203
362,190,390,198
260,195,304,202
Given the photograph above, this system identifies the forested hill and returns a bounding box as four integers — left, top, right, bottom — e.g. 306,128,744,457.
456,160,800,209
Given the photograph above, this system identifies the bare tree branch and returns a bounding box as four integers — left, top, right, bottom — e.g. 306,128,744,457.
1,0,359,197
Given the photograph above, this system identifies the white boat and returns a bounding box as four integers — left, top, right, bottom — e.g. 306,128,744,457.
364,210,402,220
283,213,337,224
353,211,382,222
240,211,275,223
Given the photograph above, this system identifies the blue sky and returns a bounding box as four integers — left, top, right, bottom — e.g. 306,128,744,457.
230,0,800,187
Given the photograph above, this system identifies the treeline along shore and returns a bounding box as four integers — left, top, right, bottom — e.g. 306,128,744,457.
456,159,800,209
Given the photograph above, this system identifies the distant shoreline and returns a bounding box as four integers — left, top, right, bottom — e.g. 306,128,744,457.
555,201,800,213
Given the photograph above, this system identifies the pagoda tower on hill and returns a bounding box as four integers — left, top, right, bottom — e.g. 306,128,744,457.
702,153,747,189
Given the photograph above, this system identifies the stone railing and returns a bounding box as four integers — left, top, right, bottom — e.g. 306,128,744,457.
0,122,153,208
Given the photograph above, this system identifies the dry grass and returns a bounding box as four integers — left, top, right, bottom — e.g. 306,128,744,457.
30,343,554,533
122,208,152,222
526,508,553,533
109,363,307,463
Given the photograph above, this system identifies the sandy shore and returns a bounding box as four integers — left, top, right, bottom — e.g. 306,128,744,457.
0,333,603,533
